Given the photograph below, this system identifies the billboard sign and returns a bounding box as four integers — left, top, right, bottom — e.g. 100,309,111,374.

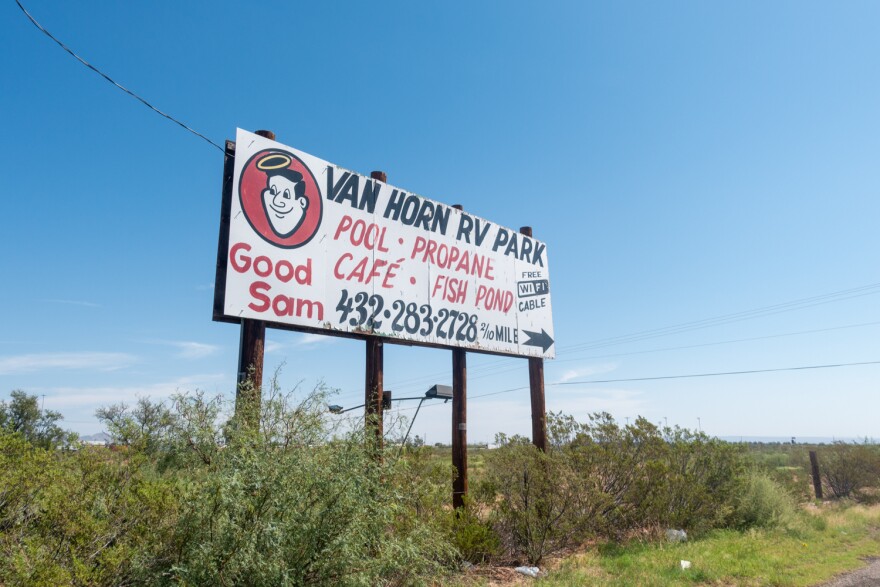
214,129,554,358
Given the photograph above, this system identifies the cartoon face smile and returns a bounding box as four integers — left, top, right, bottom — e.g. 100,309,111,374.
262,174,308,237
257,159,310,238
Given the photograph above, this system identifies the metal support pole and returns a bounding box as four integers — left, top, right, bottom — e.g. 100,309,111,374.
520,226,547,452
234,129,275,423
365,170,387,448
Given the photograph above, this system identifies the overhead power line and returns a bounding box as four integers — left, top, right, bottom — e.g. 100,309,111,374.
383,281,880,392
15,0,224,152
555,359,880,385
386,358,880,413
551,319,880,364
558,282,880,355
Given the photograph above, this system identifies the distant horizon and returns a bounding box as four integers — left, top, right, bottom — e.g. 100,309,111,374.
75,428,876,447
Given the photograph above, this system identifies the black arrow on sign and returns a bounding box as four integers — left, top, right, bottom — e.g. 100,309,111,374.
522,329,554,353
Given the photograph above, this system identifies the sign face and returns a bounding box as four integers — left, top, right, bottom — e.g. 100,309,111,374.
214,129,555,358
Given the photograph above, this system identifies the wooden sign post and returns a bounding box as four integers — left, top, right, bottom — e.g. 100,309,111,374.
451,204,468,509
520,226,547,452
365,171,387,448
233,129,275,423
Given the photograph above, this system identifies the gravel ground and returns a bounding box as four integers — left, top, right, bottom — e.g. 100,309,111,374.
820,558,880,587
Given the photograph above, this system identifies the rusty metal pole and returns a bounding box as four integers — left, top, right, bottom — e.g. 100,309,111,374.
451,204,468,509
809,450,823,499
520,226,547,452
365,170,387,449
234,129,274,424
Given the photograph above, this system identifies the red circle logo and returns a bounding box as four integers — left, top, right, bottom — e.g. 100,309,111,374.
239,149,322,248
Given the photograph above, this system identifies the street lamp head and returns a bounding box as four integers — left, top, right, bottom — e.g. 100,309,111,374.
328,404,343,414
425,384,453,400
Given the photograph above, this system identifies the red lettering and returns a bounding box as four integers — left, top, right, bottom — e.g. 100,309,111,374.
248,281,271,312
334,215,353,240
382,261,400,289
425,240,438,264
334,253,354,279
275,260,293,283
253,256,272,277
411,236,427,258
351,219,366,244
230,242,252,273
349,257,368,282
273,294,293,316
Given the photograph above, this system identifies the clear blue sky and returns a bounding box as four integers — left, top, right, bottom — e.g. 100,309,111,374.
2,1,878,442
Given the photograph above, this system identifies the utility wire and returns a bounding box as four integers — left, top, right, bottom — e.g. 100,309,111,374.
551,319,880,364
383,282,880,390
15,0,224,152
555,359,880,385
559,283,880,355
386,358,880,413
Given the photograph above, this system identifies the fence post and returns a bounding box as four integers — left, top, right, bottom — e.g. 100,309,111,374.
809,450,823,499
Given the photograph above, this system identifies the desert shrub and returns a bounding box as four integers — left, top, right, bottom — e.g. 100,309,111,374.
547,412,746,536
95,396,175,454
141,381,455,586
0,390,76,449
734,470,797,529
553,413,667,535
483,434,587,564
657,428,746,532
820,443,880,499
442,497,500,564
0,433,179,586
1,379,456,586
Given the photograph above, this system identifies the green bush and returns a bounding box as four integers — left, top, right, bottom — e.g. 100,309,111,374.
0,390,75,449
481,411,751,560
0,381,457,586
734,470,797,529
819,443,880,500
442,498,500,564
484,434,587,564
657,428,745,532
548,412,746,536
0,434,178,586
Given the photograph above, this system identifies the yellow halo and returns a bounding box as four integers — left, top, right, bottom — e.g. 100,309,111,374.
257,153,292,170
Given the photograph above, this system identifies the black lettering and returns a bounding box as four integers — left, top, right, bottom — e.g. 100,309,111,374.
532,242,546,267
504,233,519,259
358,179,380,213
335,174,360,207
383,189,406,220
520,237,534,263
431,204,450,235
492,228,510,253
474,218,491,247
456,214,474,243
401,195,420,224
415,200,434,230
326,168,350,201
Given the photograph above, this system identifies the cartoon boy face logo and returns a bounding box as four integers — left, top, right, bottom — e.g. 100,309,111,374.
239,150,322,248
259,155,309,238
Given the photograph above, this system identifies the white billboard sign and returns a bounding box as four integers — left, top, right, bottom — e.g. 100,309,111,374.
214,129,554,358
